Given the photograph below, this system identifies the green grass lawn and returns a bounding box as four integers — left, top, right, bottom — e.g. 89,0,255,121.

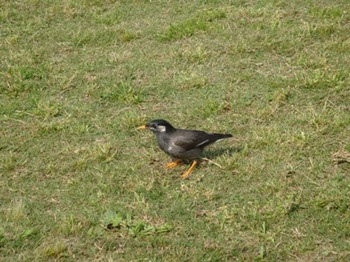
1,0,350,260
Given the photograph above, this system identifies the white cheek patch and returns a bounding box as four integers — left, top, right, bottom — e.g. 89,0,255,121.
157,125,166,132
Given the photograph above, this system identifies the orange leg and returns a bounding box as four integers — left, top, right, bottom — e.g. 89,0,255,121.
180,160,198,179
165,160,182,169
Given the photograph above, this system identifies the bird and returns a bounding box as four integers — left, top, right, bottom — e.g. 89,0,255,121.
137,119,232,179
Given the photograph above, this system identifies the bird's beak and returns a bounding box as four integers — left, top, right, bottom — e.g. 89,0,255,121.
137,125,147,130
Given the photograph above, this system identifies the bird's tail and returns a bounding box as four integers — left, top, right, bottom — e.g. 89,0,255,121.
196,133,232,148
212,133,232,140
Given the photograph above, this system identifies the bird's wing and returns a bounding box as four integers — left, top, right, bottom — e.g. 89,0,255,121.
172,130,212,151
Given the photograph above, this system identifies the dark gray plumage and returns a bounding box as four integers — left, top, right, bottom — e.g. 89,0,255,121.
137,119,232,178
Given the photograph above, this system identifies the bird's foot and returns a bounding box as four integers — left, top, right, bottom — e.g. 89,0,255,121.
165,160,182,169
180,172,190,179
180,160,197,179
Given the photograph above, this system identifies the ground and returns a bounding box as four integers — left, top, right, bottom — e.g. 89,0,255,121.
1,0,350,260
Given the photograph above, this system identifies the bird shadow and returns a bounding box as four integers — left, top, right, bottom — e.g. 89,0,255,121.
179,146,241,165
165,146,242,167
202,146,242,160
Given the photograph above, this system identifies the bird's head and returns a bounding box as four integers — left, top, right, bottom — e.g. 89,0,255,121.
137,119,175,134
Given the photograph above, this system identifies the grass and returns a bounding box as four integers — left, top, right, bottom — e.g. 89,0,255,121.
1,0,350,260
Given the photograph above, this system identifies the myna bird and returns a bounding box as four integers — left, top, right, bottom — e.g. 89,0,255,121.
137,119,232,179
